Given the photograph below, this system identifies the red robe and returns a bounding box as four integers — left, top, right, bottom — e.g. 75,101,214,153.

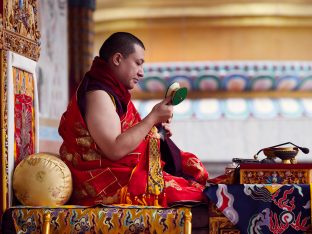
58,57,208,207
59,95,208,206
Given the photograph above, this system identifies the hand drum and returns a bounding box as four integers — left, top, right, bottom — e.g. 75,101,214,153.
158,82,188,140
165,82,188,105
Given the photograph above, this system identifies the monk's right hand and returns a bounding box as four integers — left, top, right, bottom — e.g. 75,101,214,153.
149,96,173,124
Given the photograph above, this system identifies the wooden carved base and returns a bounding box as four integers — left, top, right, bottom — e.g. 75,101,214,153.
240,168,312,184
209,217,240,234
2,30,40,61
240,163,312,184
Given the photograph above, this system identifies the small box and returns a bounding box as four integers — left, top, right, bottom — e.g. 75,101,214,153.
240,163,312,184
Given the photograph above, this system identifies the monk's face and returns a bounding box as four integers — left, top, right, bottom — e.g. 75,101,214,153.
116,44,145,90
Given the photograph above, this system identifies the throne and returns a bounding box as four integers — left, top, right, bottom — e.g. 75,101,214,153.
0,1,211,233
0,50,196,231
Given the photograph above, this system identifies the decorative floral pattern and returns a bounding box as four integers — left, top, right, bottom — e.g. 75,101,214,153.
241,169,309,184
5,0,39,40
141,62,312,92
3,0,40,60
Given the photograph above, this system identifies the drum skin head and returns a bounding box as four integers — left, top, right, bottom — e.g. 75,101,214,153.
165,82,188,105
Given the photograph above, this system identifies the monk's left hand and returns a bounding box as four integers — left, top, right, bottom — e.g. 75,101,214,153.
161,122,172,137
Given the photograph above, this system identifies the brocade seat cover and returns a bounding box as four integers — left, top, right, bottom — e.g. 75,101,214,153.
2,204,209,234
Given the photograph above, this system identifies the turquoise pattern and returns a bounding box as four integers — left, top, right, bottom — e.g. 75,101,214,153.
141,61,312,92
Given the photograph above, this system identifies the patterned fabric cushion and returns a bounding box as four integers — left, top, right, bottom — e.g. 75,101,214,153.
13,153,72,206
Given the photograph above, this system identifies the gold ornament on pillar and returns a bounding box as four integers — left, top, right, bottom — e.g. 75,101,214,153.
1,0,40,61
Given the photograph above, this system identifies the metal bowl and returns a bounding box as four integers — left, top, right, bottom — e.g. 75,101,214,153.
263,147,299,163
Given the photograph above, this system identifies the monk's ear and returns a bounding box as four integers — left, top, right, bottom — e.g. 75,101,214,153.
112,53,122,66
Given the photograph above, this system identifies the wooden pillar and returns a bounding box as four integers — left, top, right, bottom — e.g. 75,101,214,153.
68,0,96,98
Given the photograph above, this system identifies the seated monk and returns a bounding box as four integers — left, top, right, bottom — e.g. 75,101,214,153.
58,32,209,207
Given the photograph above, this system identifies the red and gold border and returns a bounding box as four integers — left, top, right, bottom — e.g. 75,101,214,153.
1,49,9,217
